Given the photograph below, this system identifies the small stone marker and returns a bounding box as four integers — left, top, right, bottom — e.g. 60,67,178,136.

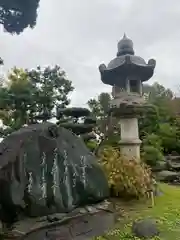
132,219,159,239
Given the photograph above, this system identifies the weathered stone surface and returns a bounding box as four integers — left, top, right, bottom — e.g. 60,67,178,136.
166,155,180,171
0,123,109,220
132,219,159,239
156,170,180,182
10,201,115,240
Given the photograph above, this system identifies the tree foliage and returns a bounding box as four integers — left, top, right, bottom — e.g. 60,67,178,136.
88,92,111,118
0,68,34,130
143,82,173,102
87,82,180,157
87,92,120,152
27,65,74,122
0,0,40,34
0,65,73,135
87,92,114,135
56,107,97,151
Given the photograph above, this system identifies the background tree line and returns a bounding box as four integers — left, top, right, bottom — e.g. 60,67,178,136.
0,65,97,143
0,63,180,165
87,82,180,163
0,65,73,135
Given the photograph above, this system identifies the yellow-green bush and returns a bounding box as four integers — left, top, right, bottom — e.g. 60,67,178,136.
99,146,152,199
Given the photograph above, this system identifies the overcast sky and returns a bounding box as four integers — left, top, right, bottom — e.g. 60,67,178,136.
0,0,180,106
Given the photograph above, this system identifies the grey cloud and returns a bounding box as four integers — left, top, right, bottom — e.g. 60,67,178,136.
0,0,180,105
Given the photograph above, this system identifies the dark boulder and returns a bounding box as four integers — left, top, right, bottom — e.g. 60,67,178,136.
0,123,109,222
132,219,159,239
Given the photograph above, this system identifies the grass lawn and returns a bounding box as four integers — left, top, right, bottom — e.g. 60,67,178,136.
94,184,180,240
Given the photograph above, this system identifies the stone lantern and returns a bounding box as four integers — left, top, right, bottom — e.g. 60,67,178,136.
99,34,156,159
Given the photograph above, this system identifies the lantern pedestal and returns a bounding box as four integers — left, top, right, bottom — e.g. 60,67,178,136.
119,118,141,159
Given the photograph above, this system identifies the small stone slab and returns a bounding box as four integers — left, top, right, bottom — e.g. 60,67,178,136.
132,219,159,239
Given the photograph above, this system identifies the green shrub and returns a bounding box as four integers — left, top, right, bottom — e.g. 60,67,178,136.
86,140,98,152
141,145,164,167
158,123,180,154
102,135,120,147
99,146,152,199
142,133,162,151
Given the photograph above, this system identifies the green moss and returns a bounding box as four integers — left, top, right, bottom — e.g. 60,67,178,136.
93,184,180,239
